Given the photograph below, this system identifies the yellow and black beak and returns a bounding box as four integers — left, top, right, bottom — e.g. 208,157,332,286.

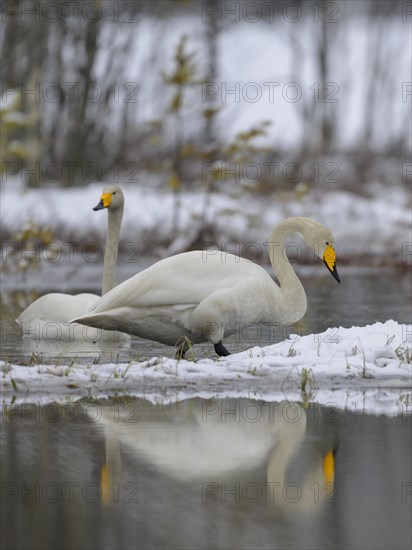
93,192,112,211
323,244,340,283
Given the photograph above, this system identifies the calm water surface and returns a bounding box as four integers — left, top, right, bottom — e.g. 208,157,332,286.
1,398,411,550
0,267,410,363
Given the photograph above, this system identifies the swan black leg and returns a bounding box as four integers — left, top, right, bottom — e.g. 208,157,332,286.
175,344,187,360
214,341,230,357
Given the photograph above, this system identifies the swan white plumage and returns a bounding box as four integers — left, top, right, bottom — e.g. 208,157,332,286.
73,217,340,356
16,184,125,341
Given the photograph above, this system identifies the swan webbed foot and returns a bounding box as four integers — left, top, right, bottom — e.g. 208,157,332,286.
214,341,230,357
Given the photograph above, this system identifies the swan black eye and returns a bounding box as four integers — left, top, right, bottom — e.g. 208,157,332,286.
325,241,329,245
113,192,116,195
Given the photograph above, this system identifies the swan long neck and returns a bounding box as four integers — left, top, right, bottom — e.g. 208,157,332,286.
102,206,123,295
267,218,308,323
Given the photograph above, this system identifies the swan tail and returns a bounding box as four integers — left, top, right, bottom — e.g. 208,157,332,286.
72,308,137,335
72,312,122,332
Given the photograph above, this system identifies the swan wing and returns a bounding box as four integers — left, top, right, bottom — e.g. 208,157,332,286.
72,251,276,340
75,293,101,305
88,251,265,312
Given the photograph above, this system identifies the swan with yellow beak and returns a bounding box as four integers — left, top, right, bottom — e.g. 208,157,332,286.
73,217,340,357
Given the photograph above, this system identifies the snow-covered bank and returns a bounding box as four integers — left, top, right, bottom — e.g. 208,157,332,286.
1,321,411,415
1,183,410,264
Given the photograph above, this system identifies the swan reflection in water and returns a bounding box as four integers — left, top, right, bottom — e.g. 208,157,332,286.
94,399,337,514
17,324,130,359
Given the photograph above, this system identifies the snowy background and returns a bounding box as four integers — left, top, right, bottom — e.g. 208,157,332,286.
1,1,411,261
1,180,411,263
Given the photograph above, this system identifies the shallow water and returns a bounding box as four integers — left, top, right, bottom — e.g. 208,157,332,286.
0,266,410,363
1,397,411,550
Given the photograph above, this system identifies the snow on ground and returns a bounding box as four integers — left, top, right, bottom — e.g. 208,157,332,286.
1,181,410,263
2,321,411,415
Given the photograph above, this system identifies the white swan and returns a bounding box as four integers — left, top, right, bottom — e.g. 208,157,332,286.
16,184,125,341
73,217,340,356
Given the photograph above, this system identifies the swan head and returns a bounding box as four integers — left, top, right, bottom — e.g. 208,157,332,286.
304,221,341,283
93,185,124,212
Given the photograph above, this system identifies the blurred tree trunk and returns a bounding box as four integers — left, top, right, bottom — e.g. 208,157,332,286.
363,15,385,150
62,20,100,186
1,0,46,84
290,14,337,155
1,1,48,188
198,0,220,233
1,0,24,84
317,15,334,152
204,0,219,148
290,26,312,152
109,33,136,168
45,18,66,168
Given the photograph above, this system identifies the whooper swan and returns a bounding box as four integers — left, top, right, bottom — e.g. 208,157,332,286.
73,217,340,356
17,185,125,340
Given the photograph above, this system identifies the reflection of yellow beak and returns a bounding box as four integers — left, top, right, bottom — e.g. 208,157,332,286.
100,464,111,504
323,449,335,484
